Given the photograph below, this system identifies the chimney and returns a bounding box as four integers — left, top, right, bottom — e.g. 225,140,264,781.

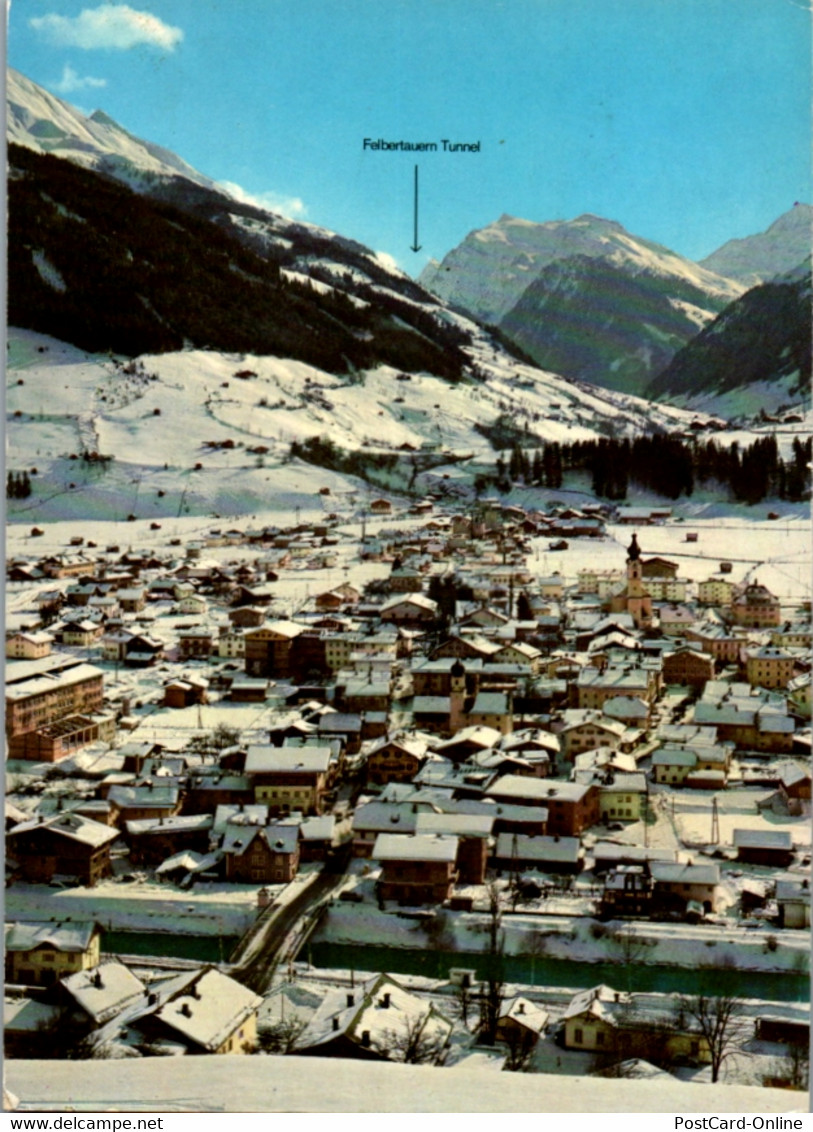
517,1002,525,1015
92,971,103,988
361,1030,371,1047
332,1016,340,1032
381,992,390,1009
347,993,355,1008
180,1002,192,1017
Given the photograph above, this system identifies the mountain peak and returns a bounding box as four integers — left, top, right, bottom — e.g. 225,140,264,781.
700,204,813,286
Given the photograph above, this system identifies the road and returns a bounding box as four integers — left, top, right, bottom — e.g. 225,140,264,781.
233,846,352,994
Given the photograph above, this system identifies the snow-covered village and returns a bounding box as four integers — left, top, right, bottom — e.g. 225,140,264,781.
4,6,812,1115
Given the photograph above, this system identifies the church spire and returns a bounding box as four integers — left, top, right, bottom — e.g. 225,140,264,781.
627,532,641,562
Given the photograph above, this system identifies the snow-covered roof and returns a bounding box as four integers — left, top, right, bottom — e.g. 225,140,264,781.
373,832,458,862
414,811,494,838
222,821,299,856
9,811,119,849
61,962,145,1024
499,996,549,1035
495,832,581,863
486,775,591,803
297,972,450,1054
732,828,793,850
151,967,262,1053
650,861,720,885
6,920,99,954
244,745,330,774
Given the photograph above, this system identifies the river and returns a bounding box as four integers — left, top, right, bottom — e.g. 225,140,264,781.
307,941,809,1002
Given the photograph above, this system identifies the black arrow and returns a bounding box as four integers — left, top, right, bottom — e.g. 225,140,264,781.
411,164,421,252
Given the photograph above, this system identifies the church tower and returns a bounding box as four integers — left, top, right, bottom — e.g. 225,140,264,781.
449,658,467,734
624,532,652,627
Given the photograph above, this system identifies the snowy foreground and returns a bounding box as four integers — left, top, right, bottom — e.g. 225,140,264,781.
5,1056,804,1113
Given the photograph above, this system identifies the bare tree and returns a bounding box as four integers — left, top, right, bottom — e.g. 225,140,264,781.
609,924,654,991
478,881,506,1045
257,1013,308,1054
375,1011,450,1065
502,1027,536,1072
787,1043,809,1091
675,994,748,1083
452,979,473,1031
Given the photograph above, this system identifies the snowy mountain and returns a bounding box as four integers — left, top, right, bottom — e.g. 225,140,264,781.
7,84,709,524
646,269,812,417
699,204,813,287
419,213,744,396
7,67,222,197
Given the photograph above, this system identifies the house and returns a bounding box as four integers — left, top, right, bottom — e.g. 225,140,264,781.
5,631,53,659
562,985,710,1065
351,799,434,857
493,832,583,874
243,745,331,814
596,772,648,823
379,593,438,625
7,812,118,886
485,777,599,836
125,814,214,867
177,593,208,616
732,828,794,868
495,997,549,1048
164,676,209,709
296,972,452,1061
59,961,146,1028
778,763,811,810
776,878,810,929
599,865,654,917
299,813,337,862
731,581,781,628
228,606,267,629
9,711,114,763
178,628,215,659
651,743,730,786
662,646,716,689
221,819,300,883
745,647,798,690
5,659,104,760
364,734,428,786
106,783,182,824
558,712,628,761
414,810,493,883
6,921,102,987
59,619,105,647
374,832,459,904
244,620,303,678
650,861,723,914
684,622,744,666
116,587,146,613
131,966,263,1054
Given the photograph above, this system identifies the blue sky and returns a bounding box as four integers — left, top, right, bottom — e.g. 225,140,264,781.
8,0,812,272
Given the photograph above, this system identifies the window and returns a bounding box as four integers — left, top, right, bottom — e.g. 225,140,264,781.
596,1032,605,1046
574,1027,583,1045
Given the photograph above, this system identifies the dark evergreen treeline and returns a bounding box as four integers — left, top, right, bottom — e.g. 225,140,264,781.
6,471,32,499
289,436,399,479
495,434,811,503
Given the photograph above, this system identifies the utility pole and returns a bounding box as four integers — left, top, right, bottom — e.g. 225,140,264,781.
710,795,720,845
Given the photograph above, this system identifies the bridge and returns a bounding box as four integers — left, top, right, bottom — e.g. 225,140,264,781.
229,847,351,994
